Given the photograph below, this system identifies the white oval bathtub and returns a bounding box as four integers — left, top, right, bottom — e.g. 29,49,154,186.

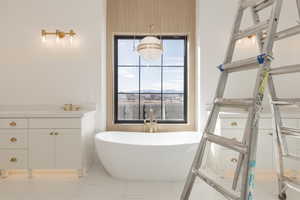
95,131,201,181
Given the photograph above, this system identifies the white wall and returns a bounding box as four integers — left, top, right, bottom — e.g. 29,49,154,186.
0,1,102,105
198,0,300,129
0,0,106,129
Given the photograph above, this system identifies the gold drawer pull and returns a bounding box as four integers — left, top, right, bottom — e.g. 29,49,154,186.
50,132,54,136
230,122,238,127
10,157,17,162
9,121,17,127
230,158,238,163
10,137,17,143
54,132,59,136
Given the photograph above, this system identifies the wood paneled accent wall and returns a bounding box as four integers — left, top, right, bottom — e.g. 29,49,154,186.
107,0,196,132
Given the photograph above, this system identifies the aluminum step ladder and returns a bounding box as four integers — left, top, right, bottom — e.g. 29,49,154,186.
269,75,300,200
181,0,283,199
268,16,300,200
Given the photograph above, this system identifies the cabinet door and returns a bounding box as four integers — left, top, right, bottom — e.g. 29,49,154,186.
218,129,274,171
29,129,55,169
55,129,81,169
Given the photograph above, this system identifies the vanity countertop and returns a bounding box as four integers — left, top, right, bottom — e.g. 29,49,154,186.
0,105,96,118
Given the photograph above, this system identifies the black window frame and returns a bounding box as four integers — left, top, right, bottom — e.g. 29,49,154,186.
114,35,188,124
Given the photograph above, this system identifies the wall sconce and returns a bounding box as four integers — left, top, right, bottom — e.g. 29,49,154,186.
237,34,257,45
41,29,76,44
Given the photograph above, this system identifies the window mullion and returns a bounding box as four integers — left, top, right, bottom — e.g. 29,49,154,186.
138,54,141,120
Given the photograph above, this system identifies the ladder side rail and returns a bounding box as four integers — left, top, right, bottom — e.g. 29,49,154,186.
180,1,245,199
232,5,266,190
268,75,287,197
297,0,300,19
268,80,289,155
180,136,208,200
180,73,230,200
251,6,265,50
239,105,261,199
241,1,283,199
263,0,283,54
223,1,245,64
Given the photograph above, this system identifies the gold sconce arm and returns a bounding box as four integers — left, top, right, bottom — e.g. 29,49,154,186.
41,29,76,42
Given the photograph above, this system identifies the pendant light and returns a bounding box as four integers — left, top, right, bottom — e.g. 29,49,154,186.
136,0,163,61
137,24,163,61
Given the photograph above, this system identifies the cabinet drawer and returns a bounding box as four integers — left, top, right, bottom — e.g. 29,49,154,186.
221,118,274,129
0,149,28,169
220,118,246,129
0,130,27,149
29,118,81,129
0,119,27,129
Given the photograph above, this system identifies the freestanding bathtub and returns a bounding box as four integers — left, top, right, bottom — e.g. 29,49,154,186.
95,131,201,181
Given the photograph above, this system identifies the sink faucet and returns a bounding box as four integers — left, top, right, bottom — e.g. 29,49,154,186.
144,108,158,133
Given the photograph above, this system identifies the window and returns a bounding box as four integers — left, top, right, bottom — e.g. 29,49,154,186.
114,35,187,124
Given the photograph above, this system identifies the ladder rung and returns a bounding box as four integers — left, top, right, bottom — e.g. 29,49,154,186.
274,25,300,41
280,127,300,138
254,0,274,12
220,56,265,72
205,133,247,154
271,98,300,106
284,154,300,161
283,176,300,187
215,98,254,109
193,170,240,200
235,20,269,40
269,64,300,75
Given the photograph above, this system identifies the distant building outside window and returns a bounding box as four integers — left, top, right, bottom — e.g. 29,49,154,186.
114,35,188,124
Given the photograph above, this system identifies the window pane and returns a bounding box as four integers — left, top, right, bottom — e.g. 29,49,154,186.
118,39,139,66
140,94,161,120
118,67,139,93
162,94,184,120
115,36,187,123
118,94,139,120
140,67,161,93
163,67,184,93
141,56,161,66
163,39,185,66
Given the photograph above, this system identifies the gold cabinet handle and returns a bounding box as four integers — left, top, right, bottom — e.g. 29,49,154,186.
230,158,238,163
230,122,238,127
54,132,59,136
10,157,17,162
10,137,17,143
50,132,54,136
9,121,17,127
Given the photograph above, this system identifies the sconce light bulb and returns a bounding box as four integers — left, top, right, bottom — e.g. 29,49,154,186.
70,36,73,45
42,35,46,43
251,36,256,44
238,39,242,44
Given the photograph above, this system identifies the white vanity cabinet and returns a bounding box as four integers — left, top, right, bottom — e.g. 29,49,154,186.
0,109,95,178
0,119,28,172
217,113,300,175
29,129,81,170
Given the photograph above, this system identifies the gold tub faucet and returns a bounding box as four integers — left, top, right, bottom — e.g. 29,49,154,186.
144,109,158,133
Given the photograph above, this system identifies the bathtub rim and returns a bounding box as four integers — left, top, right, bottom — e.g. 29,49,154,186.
95,131,201,146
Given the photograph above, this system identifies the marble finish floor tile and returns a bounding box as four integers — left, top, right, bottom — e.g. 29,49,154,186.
0,163,299,200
